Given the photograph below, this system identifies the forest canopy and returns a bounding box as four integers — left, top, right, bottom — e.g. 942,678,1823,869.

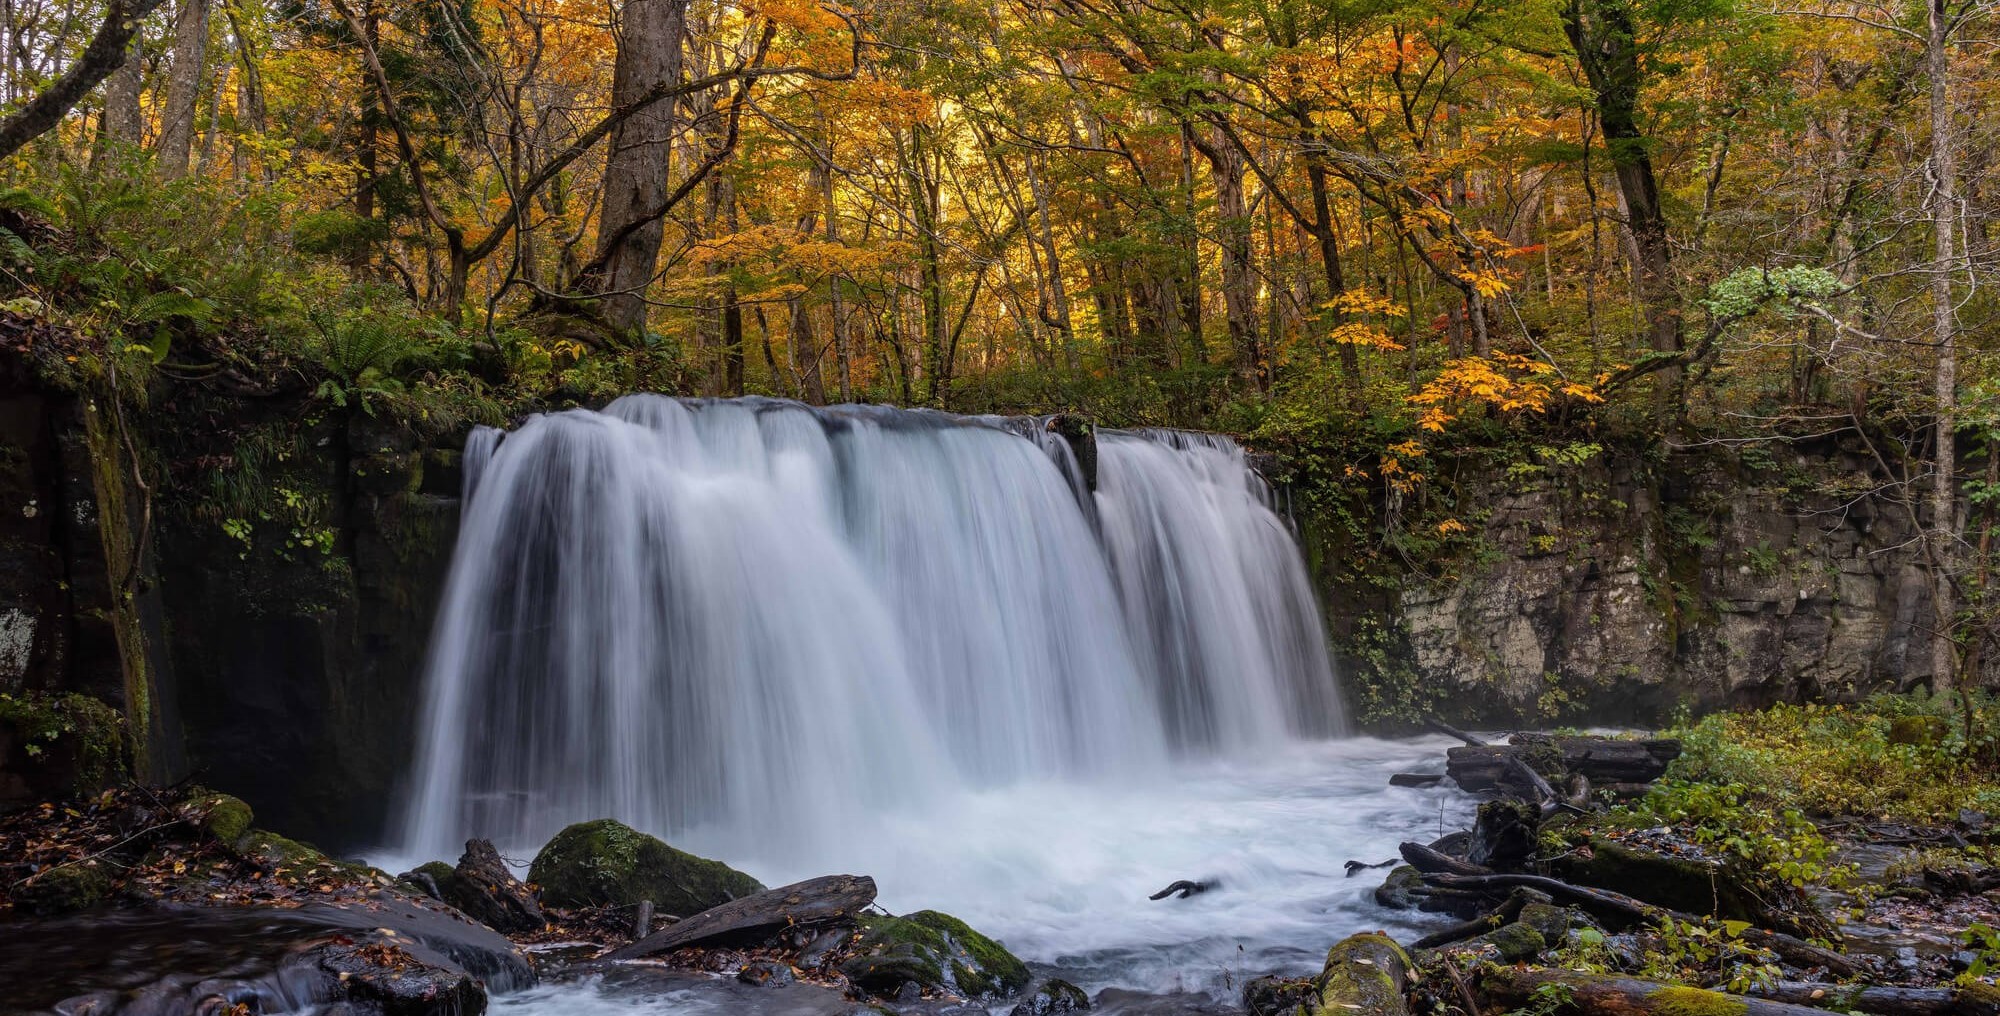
0,0,1993,684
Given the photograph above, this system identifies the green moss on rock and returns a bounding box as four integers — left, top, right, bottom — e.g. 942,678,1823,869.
188,792,254,844
1647,985,1748,1016
841,910,1030,999
8,862,111,915
0,691,130,798
527,818,763,915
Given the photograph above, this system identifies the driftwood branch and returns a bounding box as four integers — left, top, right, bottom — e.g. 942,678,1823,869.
608,874,875,960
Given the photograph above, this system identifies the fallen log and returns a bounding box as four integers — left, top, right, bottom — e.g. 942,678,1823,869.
608,874,875,960
1748,980,2000,1016
1420,872,1861,977
1390,773,1445,788
1399,841,1492,877
1407,888,1537,949
1316,933,1410,1015
1447,737,1681,794
1478,967,1850,1016
1425,720,1488,747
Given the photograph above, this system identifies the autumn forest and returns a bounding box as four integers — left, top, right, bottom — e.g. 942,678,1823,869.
0,0,1995,677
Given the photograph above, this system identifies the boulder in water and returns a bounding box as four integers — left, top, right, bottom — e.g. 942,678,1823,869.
1012,978,1091,1014
528,818,763,915
840,910,1030,999
409,840,544,934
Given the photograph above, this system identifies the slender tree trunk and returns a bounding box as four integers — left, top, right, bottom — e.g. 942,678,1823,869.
352,1,377,268
589,0,688,338
1926,0,1960,687
1307,161,1359,390
1564,0,1680,405
790,156,830,404
99,32,144,150
230,15,265,181
1205,127,1260,387
157,0,208,178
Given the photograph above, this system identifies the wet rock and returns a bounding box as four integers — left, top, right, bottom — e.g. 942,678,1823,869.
739,959,795,986
1374,865,1426,910
1242,974,1313,1015
528,818,763,914
8,861,110,915
429,839,542,934
306,938,487,1016
840,910,1030,999
1011,978,1090,1015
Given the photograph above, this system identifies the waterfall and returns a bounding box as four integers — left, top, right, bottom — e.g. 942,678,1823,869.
398,395,1343,860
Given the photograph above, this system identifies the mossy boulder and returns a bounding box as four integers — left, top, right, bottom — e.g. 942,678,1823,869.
1888,715,1949,747
185,791,254,844
0,692,129,810
527,818,762,915
840,910,1031,999
8,862,112,915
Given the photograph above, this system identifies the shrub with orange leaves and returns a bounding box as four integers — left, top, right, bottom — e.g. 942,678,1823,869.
1407,351,1605,432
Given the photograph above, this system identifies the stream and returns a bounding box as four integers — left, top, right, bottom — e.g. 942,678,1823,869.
394,736,1474,1013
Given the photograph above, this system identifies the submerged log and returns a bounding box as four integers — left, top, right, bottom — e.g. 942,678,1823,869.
1447,737,1681,794
608,874,876,959
1478,967,1847,1016
1389,773,1445,788
1149,879,1214,900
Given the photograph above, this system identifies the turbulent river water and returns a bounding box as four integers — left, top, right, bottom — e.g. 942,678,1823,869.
385,395,1466,1010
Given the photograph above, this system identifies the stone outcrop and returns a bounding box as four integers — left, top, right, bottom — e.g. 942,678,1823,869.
1382,441,1968,723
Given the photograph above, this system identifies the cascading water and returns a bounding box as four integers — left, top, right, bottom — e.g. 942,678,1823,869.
399,395,1344,862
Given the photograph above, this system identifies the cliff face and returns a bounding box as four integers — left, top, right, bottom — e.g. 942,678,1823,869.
0,341,464,846
1372,442,1959,725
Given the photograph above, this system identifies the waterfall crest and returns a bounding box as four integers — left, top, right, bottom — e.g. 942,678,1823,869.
399,396,1342,859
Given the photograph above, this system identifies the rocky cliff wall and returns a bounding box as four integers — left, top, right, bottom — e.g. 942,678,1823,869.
1359,439,1967,726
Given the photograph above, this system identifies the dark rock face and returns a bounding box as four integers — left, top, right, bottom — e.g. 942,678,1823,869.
0,348,465,846
528,818,764,915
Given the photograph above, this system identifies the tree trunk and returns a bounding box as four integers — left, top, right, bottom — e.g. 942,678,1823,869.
589,0,689,338
1563,0,1681,403
1306,160,1359,390
1205,127,1260,387
1926,0,1960,689
0,0,167,162
99,31,144,152
157,0,209,179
